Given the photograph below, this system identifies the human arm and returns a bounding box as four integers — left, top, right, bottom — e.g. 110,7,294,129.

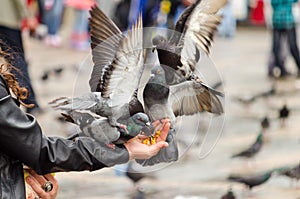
0,75,170,174
0,76,129,174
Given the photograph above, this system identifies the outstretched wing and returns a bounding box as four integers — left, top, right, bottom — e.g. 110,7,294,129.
89,6,123,92
169,80,224,116
170,0,226,74
100,15,144,108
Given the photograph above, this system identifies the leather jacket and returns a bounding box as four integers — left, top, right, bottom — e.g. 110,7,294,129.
0,75,129,199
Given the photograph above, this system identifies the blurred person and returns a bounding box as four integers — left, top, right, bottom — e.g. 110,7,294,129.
249,0,265,25
40,0,64,47
65,0,95,51
270,0,300,78
0,0,41,113
113,0,160,31
217,0,236,38
0,36,171,199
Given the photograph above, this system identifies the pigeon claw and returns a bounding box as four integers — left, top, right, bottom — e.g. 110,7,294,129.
106,143,116,149
116,123,129,135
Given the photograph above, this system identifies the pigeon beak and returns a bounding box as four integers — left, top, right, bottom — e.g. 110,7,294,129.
150,74,155,78
152,45,156,53
145,122,151,127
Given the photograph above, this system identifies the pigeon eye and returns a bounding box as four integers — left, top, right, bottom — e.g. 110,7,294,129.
156,69,161,74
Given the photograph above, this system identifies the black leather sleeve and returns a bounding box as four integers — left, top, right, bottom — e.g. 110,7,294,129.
0,77,129,175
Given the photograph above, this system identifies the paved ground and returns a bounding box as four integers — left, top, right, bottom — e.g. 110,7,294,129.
23,18,300,199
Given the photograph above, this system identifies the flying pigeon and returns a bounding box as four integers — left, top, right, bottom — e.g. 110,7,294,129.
151,0,225,114
136,62,223,166
50,6,145,132
231,132,264,159
152,0,226,78
61,110,153,146
228,171,273,190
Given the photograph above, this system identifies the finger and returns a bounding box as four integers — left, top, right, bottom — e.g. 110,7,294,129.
136,134,149,140
148,141,169,156
26,176,47,198
27,169,47,186
158,121,170,141
152,118,170,127
44,174,59,190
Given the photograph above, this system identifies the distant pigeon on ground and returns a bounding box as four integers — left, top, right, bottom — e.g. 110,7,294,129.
220,188,236,199
231,132,263,159
228,171,273,190
62,110,153,146
41,70,49,81
260,116,270,131
279,104,290,126
276,163,300,183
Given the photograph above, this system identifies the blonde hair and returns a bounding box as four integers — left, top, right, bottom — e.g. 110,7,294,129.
0,44,34,108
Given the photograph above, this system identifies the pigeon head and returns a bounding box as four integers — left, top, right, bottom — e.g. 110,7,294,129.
149,64,167,84
152,35,167,46
127,113,153,137
152,35,167,52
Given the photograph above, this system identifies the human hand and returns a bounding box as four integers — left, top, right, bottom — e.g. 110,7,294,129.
25,169,58,199
124,119,170,160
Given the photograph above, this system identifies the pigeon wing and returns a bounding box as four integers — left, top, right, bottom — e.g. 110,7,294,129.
69,110,120,144
49,92,102,111
89,6,123,92
169,80,224,116
169,0,226,74
100,15,144,108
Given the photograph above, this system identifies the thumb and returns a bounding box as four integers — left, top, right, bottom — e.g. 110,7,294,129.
155,141,169,148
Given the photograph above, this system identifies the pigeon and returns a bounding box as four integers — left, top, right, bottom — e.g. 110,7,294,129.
260,116,270,131
231,132,263,159
50,6,145,131
61,110,153,146
151,0,225,114
228,171,273,190
152,0,226,78
220,188,236,199
279,104,290,126
276,163,300,182
136,62,223,166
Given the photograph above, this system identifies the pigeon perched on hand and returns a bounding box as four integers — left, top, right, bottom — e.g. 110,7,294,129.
62,110,153,146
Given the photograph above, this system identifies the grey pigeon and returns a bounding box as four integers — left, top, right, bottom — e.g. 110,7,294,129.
231,132,264,159
137,62,223,166
220,188,236,199
276,163,300,182
152,0,226,77
228,171,273,190
62,110,153,146
151,0,225,114
50,6,145,132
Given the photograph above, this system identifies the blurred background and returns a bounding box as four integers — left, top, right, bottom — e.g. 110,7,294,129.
4,0,300,198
